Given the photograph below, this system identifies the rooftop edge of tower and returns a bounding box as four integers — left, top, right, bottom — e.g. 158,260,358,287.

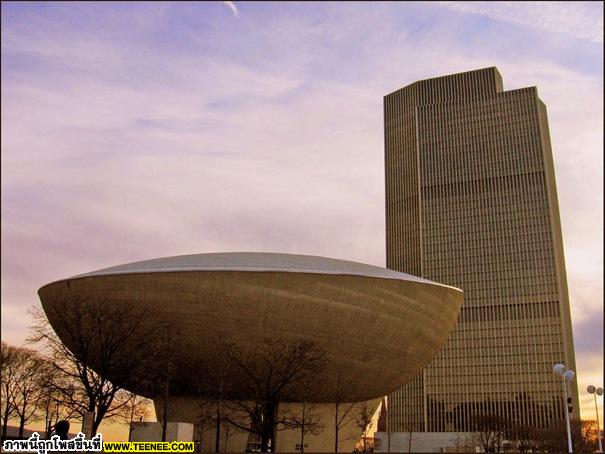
384,67,505,103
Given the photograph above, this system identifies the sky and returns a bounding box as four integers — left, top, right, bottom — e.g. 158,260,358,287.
1,0,603,440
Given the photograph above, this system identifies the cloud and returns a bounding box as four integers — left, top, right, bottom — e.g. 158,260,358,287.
223,1,239,17
437,1,603,43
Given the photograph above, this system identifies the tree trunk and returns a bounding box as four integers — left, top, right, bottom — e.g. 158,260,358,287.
1,382,13,433
223,423,230,453
18,415,25,438
44,404,54,439
260,401,277,452
215,400,221,453
46,420,52,439
92,417,103,437
386,400,390,454
270,402,278,452
260,429,270,453
300,402,305,453
334,402,339,453
88,398,100,436
128,402,135,441
2,411,9,439
128,416,134,441
162,376,169,442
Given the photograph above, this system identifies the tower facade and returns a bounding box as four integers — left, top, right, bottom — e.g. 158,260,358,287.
384,67,579,432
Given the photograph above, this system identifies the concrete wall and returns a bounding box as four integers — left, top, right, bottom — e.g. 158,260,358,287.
155,396,381,453
374,431,480,453
130,422,194,442
274,400,381,453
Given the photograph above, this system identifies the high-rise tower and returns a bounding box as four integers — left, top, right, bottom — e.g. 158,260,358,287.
384,67,579,433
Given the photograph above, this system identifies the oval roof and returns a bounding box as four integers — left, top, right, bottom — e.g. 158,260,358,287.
59,252,457,290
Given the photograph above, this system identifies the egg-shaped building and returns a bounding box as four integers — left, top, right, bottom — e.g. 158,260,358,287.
38,252,463,451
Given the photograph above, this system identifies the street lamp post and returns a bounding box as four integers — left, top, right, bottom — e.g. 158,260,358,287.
587,385,603,453
554,364,575,453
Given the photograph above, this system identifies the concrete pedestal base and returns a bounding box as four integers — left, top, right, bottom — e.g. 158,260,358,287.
154,396,381,452
130,422,194,442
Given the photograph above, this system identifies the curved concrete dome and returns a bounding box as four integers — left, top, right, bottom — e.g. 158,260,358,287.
68,252,453,286
39,252,463,402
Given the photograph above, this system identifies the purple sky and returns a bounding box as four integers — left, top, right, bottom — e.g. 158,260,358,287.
2,1,603,423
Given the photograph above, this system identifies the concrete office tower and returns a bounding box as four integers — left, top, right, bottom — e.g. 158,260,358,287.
384,67,579,434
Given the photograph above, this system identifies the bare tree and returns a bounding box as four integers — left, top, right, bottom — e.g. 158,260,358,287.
115,391,151,441
355,402,374,453
471,414,510,453
283,401,324,453
220,337,327,453
573,419,600,453
1,342,19,440
28,298,172,435
36,360,78,438
452,432,472,453
405,424,414,453
8,346,46,437
221,420,242,453
193,397,242,454
538,419,599,453
281,357,326,453
168,339,233,451
200,345,233,452
159,375,170,442
332,371,364,453
510,424,546,453
192,399,215,448
354,437,376,453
